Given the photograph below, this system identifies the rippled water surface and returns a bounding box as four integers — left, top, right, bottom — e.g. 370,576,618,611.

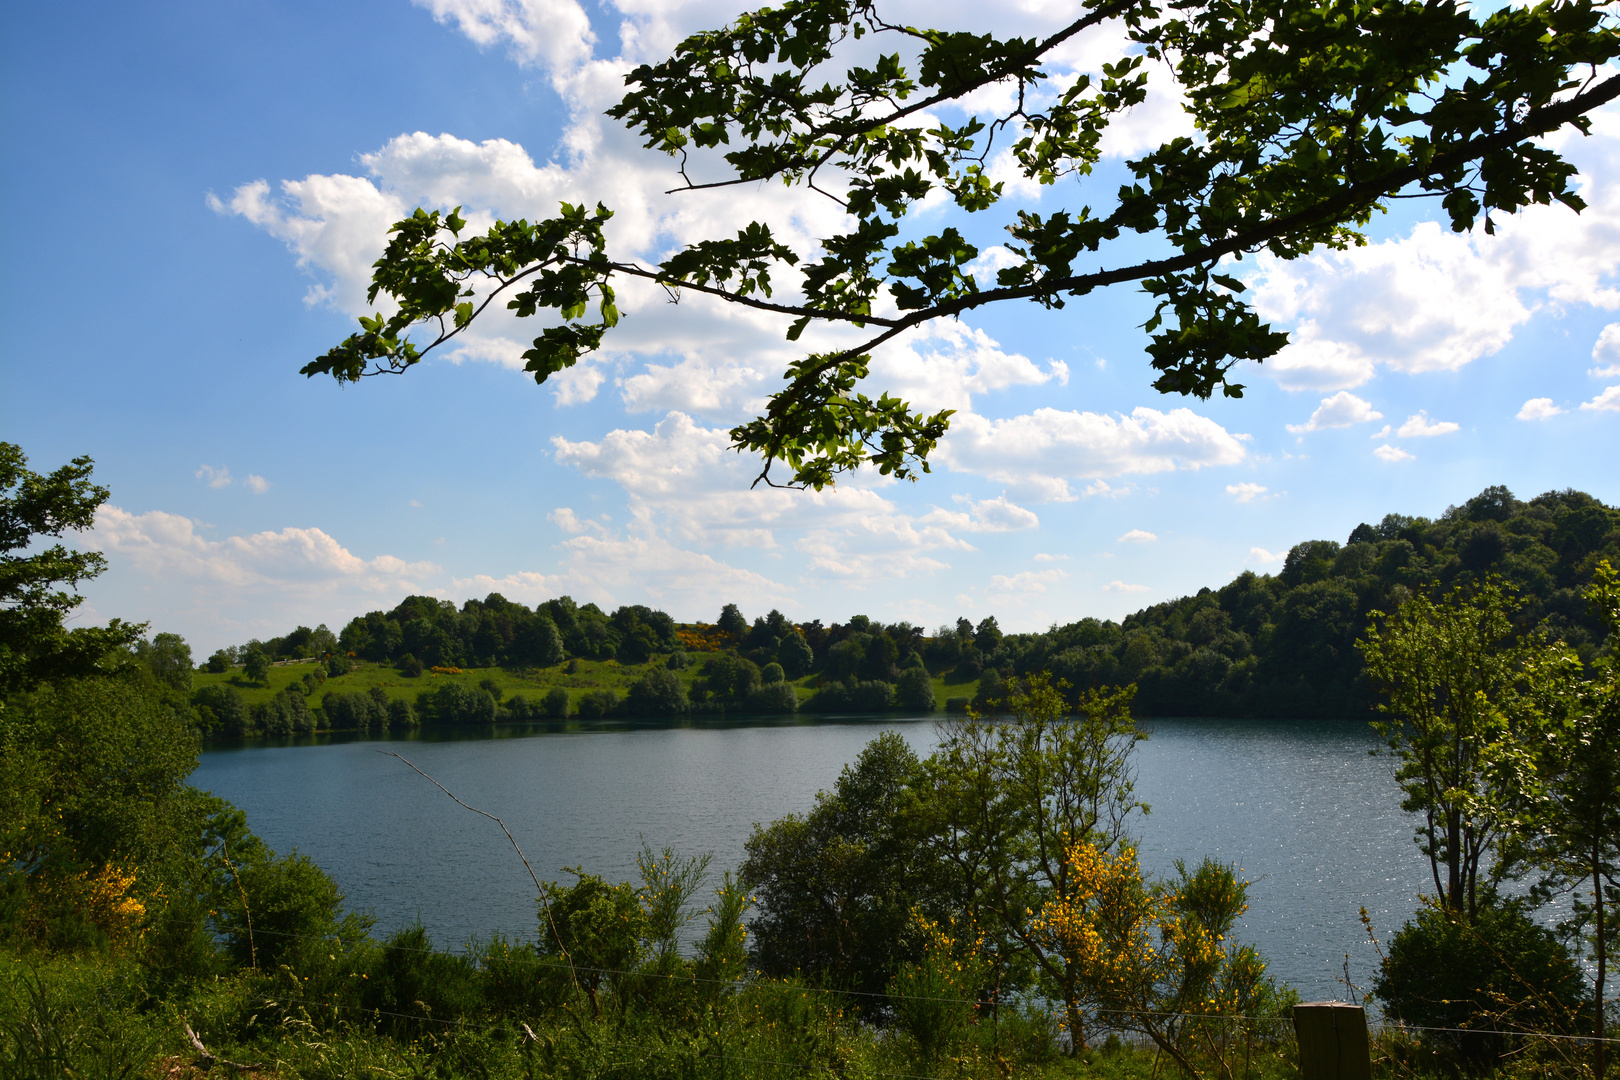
192,716,1425,1000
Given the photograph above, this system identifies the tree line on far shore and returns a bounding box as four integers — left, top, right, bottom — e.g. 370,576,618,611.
187,484,1617,734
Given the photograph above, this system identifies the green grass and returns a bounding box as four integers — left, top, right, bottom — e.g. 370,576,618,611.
1,943,1262,1080
934,673,979,707
194,654,975,721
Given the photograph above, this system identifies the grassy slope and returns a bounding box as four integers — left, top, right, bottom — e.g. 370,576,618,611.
196,653,984,715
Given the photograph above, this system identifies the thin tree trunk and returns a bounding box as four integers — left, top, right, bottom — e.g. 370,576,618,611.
1142,1018,1202,1079
1067,997,1087,1055
1448,811,1464,913
1593,841,1607,1080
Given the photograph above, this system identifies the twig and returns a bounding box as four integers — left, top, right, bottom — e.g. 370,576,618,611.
218,839,256,971
184,1022,262,1072
377,751,580,990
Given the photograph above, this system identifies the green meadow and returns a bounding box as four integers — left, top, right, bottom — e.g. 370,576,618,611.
192,650,982,720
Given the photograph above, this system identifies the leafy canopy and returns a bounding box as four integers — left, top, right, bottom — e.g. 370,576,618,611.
1357,578,1539,917
310,0,1620,487
0,444,143,697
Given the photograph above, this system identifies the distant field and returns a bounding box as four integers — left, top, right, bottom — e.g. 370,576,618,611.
191,653,966,712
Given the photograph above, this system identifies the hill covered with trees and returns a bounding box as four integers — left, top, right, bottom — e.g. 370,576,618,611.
188,484,1617,732
997,485,1618,717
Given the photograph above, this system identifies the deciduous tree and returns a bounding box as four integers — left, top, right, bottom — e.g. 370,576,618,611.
1506,560,1620,1079
1,444,142,698
923,675,1144,1049
1357,579,1536,917
741,731,944,998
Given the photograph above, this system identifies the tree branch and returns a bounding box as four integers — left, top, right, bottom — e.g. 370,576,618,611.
378,751,581,990
759,71,1620,407
662,1,1137,193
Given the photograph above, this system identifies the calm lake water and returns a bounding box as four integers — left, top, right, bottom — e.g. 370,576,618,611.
192,716,1427,1002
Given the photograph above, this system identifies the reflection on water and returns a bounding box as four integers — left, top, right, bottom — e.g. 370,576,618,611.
193,716,1424,1001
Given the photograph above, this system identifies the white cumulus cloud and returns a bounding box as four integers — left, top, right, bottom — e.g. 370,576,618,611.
1517,398,1565,421
1226,482,1268,502
552,411,984,583
244,474,271,494
1374,444,1414,462
1118,529,1157,543
1251,224,1533,390
1395,411,1460,438
938,406,1248,502
456,534,791,614
1593,323,1620,377
987,569,1069,604
84,506,441,648
1581,385,1620,412
867,321,1068,415
921,495,1041,533
91,507,438,590
1286,391,1382,434
196,464,232,489
414,0,595,74
1247,116,1620,391
1248,547,1284,565
1103,580,1150,593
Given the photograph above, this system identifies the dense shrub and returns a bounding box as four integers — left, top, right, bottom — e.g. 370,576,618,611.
500,693,539,721
576,690,619,718
699,653,761,701
513,613,566,667
809,679,895,713
745,682,799,714
1374,902,1587,1070
251,686,314,735
895,666,935,711
972,669,1007,711
415,682,497,726
193,684,246,736
217,848,364,969
386,698,416,728
542,687,571,718
626,668,689,716
321,687,391,730
777,632,815,678
362,924,482,1036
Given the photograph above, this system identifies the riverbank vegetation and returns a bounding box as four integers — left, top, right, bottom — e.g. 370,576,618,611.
4,445,1616,1078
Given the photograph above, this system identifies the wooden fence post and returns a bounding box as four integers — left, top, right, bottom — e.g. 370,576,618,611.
1293,1002,1372,1080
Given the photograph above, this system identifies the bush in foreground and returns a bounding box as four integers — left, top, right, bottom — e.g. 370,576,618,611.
1374,901,1586,1071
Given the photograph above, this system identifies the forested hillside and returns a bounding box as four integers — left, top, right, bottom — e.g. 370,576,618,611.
192,485,1617,729
997,485,1619,717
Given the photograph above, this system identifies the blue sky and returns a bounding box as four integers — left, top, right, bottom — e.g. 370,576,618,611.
3,1,1616,654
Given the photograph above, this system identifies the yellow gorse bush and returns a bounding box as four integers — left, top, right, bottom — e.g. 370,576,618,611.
1026,835,1281,1078
1030,839,1163,999
33,862,149,946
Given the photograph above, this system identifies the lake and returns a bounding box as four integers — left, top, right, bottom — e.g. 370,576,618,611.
191,715,1427,1002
